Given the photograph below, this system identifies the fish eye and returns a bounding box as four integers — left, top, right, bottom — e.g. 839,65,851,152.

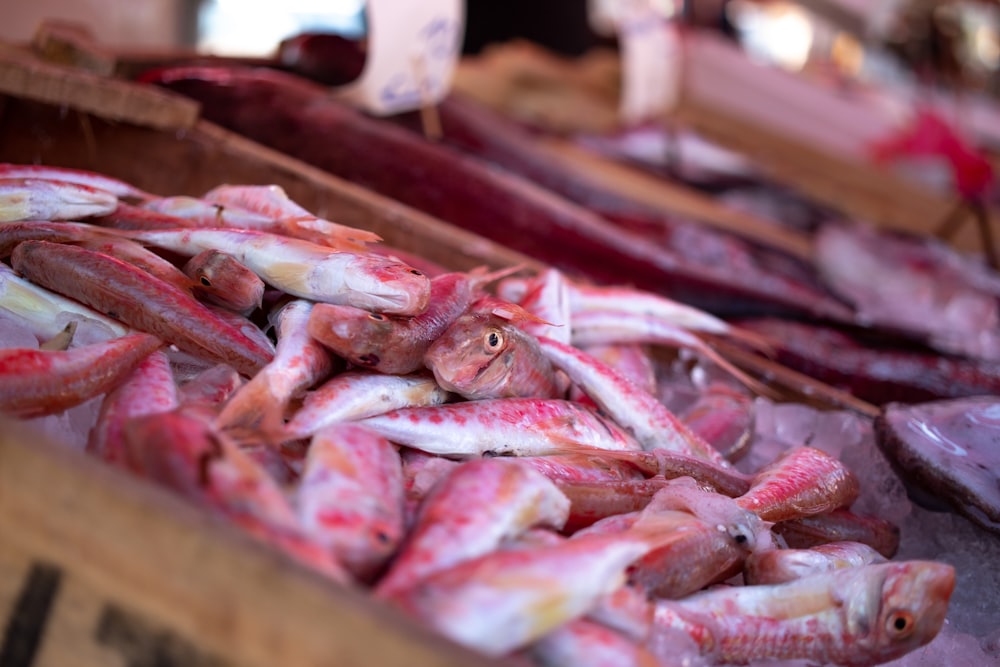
484,329,504,352
200,276,212,287
886,611,915,638
368,313,386,321
409,269,423,276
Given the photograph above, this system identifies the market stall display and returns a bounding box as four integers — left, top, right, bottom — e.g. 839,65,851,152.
3,16,1000,667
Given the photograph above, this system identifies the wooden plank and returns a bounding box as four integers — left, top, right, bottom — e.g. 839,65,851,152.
0,418,499,667
536,137,814,261
0,44,199,130
668,32,996,258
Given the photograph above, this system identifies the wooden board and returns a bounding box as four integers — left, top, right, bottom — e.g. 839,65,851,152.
536,137,814,261
0,418,501,667
0,43,198,131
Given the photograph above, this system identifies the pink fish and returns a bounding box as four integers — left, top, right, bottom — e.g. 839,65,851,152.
736,446,860,522
0,177,117,222
388,518,692,657
11,240,274,376
216,300,334,432
87,349,178,468
0,163,153,200
295,423,405,580
182,249,265,314
424,296,565,400
745,540,887,586
656,560,955,666
358,398,643,457
124,228,431,315
375,459,570,598
577,506,744,600
203,183,381,249
536,336,729,467
387,533,653,656
0,332,162,418
306,268,513,375
283,371,451,440
91,202,197,230
529,619,667,667
775,509,901,559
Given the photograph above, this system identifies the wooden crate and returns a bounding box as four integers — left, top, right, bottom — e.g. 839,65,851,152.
0,50,880,667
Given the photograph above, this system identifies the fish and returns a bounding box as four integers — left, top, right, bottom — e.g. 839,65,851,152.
283,371,452,440
124,228,431,315
578,344,657,397
0,220,115,258
358,398,643,458
87,350,178,469
216,300,334,432
0,332,163,418
576,506,745,600
536,336,730,468
386,532,656,657
77,235,195,293
528,619,667,667
775,509,901,559
375,458,570,598
655,560,955,666
745,541,888,586
0,262,129,341
182,249,265,314
91,202,197,230
0,163,153,200
306,268,516,375
736,446,860,523
177,364,244,407
294,423,405,580
0,177,118,222
424,296,564,401
203,183,381,249
11,240,275,377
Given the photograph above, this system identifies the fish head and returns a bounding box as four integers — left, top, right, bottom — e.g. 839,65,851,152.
424,310,516,400
873,561,954,660
306,302,399,370
842,560,955,664
341,256,431,316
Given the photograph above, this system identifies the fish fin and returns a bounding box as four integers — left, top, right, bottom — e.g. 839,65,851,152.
280,216,382,248
39,320,77,351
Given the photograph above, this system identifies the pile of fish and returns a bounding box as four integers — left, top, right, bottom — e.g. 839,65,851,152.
0,165,958,666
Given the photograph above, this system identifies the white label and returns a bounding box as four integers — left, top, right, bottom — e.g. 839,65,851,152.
618,1,677,125
338,0,465,116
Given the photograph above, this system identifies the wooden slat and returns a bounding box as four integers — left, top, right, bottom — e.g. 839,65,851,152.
537,137,814,261
0,418,500,667
0,44,198,130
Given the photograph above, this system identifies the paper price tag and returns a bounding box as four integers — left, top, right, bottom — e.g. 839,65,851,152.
338,0,465,116
618,0,678,125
